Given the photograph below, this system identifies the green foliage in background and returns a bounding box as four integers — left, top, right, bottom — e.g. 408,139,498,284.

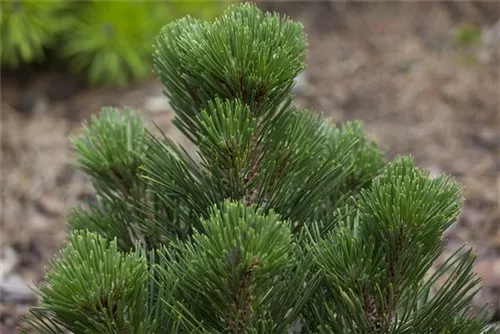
23,3,497,334
0,0,74,67
455,23,482,47
0,0,232,86
454,23,483,66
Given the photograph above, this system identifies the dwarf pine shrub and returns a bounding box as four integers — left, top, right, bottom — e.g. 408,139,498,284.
24,3,496,333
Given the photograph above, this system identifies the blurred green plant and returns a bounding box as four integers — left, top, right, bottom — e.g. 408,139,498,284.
0,0,233,86
60,1,162,86
455,23,482,47
0,0,74,67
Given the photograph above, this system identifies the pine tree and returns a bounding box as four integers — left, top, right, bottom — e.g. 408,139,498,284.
24,3,497,333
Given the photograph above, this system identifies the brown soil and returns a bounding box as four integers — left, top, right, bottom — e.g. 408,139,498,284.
1,1,499,333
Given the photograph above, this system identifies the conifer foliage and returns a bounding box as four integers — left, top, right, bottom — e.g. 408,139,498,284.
25,3,496,333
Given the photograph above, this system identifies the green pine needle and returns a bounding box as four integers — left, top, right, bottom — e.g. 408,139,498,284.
155,200,315,333
71,106,147,195
153,2,307,138
32,231,151,333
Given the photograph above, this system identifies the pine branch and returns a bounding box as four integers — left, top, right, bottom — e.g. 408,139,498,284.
154,200,315,333
30,231,156,333
153,3,307,143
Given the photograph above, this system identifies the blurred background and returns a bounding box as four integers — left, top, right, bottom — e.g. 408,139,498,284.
1,1,499,332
